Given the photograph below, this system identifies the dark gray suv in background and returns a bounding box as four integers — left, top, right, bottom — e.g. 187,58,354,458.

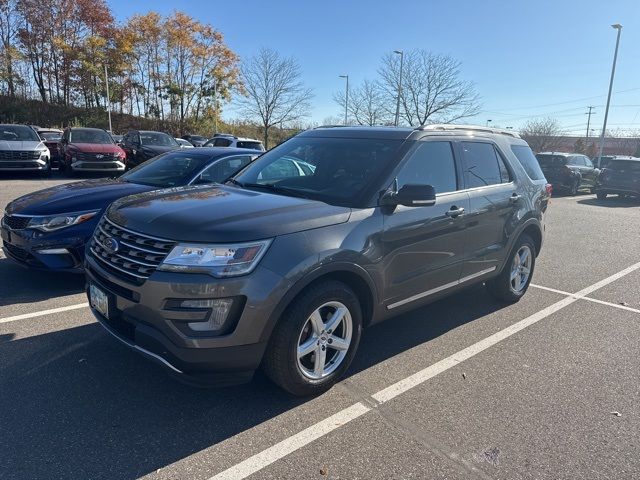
85,125,550,395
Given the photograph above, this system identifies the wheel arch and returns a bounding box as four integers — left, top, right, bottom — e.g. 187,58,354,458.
260,263,378,343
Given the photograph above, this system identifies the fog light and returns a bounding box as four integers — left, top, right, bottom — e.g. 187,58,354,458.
183,298,234,332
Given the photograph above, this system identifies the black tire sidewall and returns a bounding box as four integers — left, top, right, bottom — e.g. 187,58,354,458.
267,282,363,395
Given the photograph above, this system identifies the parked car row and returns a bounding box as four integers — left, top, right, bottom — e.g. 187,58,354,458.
535,151,640,199
0,124,265,176
3,125,552,395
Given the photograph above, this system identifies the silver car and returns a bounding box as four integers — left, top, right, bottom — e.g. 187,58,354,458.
0,124,51,175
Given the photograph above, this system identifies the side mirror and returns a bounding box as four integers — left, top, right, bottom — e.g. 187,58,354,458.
381,184,436,207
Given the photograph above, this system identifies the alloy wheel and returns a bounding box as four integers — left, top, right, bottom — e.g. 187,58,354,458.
510,245,532,294
296,301,353,380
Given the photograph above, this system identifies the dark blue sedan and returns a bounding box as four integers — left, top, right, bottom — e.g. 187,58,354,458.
1,147,260,272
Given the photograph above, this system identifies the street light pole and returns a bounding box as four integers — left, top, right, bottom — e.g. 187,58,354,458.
393,50,403,126
597,24,623,168
339,75,349,125
104,63,112,133
486,119,492,127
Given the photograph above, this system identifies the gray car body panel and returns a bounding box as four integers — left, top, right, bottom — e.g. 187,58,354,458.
85,126,548,380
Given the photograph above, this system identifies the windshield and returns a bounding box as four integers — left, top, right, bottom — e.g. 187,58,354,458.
232,136,403,207
121,151,215,187
0,125,40,142
70,129,114,144
140,132,178,147
39,132,62,141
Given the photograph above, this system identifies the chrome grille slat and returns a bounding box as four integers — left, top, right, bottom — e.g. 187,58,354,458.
90,216,176,282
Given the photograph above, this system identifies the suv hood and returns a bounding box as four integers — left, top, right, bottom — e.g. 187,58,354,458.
68,143,122,154
5,179,155,216
107,185,352,242
0,140,45,151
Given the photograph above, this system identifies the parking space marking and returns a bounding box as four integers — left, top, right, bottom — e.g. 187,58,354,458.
0,303,89,325
208,261,640,480
531,284,640,315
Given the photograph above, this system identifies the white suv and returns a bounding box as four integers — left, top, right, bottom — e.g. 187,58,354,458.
204,134,265,151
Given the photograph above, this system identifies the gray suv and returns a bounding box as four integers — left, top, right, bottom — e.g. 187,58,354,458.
86,125,550,395
0,124,51,175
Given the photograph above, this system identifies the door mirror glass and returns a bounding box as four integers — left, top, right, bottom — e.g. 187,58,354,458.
382,184,436,207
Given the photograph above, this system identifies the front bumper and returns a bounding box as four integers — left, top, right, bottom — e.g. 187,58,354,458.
0,159,48,171
71,160,125,172
1,223,85,272
85,252,290,383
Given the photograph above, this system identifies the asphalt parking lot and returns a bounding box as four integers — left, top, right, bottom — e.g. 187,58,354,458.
1,172,639,480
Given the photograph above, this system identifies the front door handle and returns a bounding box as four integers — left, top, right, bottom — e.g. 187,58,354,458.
445,206,465,218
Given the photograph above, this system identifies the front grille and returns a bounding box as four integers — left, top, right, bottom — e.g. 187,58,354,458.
3,241,31,261
0,150,40,161
90,216,176,283
3,215,30,230
76,152,116,162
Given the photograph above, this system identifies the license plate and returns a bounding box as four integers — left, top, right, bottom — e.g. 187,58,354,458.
90,284,109,319
0,228,10,243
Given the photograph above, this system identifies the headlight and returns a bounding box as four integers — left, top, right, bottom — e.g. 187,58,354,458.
27,210,99,232
158,239,272,277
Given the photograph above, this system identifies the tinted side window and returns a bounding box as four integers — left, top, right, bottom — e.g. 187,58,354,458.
396,141,457,194
511,145,545,180
462,142,507,188
584,157,594,168
567,156,581,166
214,138,232,147
200,156,252,182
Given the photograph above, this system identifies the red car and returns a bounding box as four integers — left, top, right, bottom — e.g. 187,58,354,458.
59,127,126,174
37,128,63,168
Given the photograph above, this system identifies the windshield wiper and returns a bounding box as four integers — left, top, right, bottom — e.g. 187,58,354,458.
238,182,311,199
225,178,244,187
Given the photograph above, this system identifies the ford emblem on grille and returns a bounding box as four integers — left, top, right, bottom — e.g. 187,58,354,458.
102,236,119,252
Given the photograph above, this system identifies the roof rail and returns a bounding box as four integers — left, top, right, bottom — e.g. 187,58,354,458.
416,124,521,138
313,125,349,129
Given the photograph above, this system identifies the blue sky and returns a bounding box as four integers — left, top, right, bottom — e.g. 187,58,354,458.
109,0,640,134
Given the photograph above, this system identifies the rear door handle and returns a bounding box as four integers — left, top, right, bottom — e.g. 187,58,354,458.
509,193,521,204
445,206,465,218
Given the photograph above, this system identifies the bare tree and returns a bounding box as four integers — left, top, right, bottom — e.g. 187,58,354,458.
0,0,21,96
333,79,389,126
519,118,565,153
377,50,480,126
237,48,313,148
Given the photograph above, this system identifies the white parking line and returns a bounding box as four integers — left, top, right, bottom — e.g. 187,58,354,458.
0,303,89,325
209,261,640,480
531,284,640,314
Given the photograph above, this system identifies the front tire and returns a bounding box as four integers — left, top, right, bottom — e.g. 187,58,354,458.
570,178,580,196
263,281,363,396
487,234,536,303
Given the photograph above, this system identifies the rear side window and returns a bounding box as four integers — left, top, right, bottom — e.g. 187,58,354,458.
462,142,510,188
237,141,262,149
511,145,545,180
396,141,458,194
609,161,640,173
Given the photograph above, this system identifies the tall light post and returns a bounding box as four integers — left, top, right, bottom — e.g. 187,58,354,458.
486,119,493,127
103,63,112,133
597,24,623,168
393,50,404,126
339,75,349,125
585,106,595,143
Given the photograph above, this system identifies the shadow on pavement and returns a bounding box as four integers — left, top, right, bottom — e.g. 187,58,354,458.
0,258,85,307
577,196,640,208
0,284,506,479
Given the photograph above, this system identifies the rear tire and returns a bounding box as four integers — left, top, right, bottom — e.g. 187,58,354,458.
263,281,363,396
570,178,580,196
487,234,536,303
596,191,607,200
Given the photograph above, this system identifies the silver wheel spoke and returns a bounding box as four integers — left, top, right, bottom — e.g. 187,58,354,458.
329,335,349,351
298,336,317,359
309,310,324,335
313,345,326,376
325,306,347,333
297,301,353,380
